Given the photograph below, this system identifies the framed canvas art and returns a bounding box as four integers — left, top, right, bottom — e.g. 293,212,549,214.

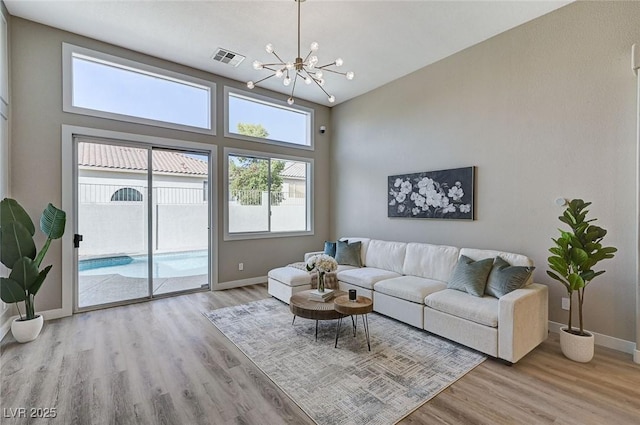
388,166,475,220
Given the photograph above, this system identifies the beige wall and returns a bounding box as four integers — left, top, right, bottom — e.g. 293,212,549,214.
331,1,639,343
10,18,331,312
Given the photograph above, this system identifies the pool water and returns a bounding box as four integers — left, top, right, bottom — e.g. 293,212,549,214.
79,250,208,279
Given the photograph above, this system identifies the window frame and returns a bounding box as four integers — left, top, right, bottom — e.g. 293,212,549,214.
224,87,314,150
224,147,314,241
62,43,216,135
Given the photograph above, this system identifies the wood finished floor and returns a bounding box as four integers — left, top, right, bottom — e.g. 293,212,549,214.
1,283,639,425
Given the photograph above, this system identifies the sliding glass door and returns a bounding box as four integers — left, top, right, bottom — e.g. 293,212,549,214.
75,138,211,310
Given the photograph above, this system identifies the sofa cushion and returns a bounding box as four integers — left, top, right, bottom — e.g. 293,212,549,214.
335,240,362,267
324,241,339,257
337,267,401,290
460,248,534,286
486,256,535,298
402,243,459,281
447,255,493,296
267,267,312,287
374,276,446,304
425,289,499,327
365,240,407,274
340,237,370,266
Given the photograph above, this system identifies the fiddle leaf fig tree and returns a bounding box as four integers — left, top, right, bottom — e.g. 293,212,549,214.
547,199,617,336
0,198,66,320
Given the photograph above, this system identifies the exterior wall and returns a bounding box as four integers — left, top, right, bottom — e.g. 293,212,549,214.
9,18,331,312
79,203,208,256
331,1,640,343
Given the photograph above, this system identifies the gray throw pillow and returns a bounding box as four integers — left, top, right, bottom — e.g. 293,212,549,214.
447,255,494,296
335,240,362,267
485,256,535,298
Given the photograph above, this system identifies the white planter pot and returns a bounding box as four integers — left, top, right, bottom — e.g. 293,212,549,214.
11,315,44,343
560,327,594,363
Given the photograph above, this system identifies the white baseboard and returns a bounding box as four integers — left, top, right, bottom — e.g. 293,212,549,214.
213,275,267,290
634,348,640,364
548,321,636,355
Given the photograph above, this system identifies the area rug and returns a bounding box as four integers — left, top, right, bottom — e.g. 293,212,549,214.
204,298,486,425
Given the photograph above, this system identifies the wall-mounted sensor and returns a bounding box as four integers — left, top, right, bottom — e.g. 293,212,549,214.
555,197,567,207
319,125,326,134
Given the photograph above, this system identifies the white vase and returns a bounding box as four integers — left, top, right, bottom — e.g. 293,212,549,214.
560,327,594,363
11,315,44,343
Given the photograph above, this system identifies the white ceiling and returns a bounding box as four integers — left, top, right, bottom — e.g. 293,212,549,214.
5,0,571,107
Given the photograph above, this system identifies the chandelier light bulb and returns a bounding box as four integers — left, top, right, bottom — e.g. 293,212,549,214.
265,43,274,53
310,42,319,52
283,76,291,86
315,71,323,79
275,69,284,78
285,62,294,70
247,81,255,89
328,95,335,103
318,78,325,86
335,58,343,67
346,71,355,80
287,97,295,105
304,76,312,85
252,60,263,70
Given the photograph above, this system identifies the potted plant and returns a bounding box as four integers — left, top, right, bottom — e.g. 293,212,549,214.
0,198,66,342
547,199,616,362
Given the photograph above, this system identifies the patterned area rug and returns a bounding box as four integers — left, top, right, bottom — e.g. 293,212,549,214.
204,298,485,425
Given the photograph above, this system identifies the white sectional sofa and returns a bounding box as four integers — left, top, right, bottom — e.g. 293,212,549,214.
267,237,548,364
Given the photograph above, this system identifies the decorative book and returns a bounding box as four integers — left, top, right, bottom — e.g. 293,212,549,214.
308,289,335,302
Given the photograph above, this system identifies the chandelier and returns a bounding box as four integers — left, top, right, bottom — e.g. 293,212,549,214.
247,0,354,105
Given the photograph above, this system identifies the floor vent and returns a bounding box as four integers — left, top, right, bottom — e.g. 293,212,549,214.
212,48,245,67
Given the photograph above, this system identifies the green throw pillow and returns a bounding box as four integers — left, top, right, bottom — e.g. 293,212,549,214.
447,255,494,297
335,240,362,267
485,256,535,298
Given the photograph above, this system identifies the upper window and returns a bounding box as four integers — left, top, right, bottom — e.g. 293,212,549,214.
225,88,313,149
63,44,216,134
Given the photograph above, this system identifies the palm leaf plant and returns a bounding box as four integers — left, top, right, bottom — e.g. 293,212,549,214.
0,198,66,320
547,199,616,336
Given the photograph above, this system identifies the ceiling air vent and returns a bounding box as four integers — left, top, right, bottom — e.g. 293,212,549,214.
212,48,245,67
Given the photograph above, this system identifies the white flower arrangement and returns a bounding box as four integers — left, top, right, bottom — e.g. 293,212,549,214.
305,254,338,274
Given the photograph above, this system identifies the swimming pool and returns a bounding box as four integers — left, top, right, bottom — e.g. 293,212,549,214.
79,250,208,279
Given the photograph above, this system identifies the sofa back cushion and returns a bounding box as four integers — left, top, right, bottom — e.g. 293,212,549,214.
459,248,534,285
403,243,460,282
365,240,407,274
340,237,370,266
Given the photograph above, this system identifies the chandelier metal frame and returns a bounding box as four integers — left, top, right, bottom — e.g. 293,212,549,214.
247,0,354,105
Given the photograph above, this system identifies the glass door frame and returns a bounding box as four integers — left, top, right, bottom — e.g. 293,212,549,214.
61,125,217,314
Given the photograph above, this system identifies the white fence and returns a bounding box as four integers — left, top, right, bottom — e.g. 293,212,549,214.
79,183,206,204
79,185,306,256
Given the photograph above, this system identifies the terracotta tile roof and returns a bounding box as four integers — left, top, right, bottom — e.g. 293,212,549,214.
78,143,208,176
281,161,306,179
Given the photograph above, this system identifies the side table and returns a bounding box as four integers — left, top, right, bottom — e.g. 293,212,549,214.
333,295,374,351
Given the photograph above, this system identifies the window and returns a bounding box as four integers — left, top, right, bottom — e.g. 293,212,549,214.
63,43,216,134
111,187,143,202
226,149,313,239
225,88,313,149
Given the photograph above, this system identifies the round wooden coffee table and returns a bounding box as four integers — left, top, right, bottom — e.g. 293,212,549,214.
333,295,374,351
290,290,347,340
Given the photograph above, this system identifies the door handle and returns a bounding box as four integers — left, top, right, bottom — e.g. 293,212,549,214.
73,234,83,248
